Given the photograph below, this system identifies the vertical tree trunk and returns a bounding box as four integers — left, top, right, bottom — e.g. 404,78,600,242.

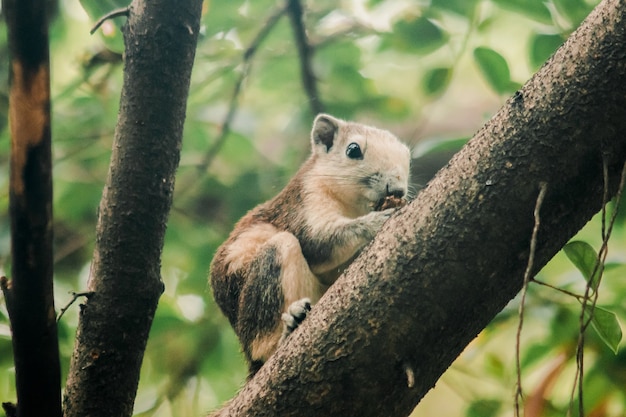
1,0,61,416
63,1,203,416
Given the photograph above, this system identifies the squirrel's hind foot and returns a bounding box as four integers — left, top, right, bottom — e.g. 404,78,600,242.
280,298,312,343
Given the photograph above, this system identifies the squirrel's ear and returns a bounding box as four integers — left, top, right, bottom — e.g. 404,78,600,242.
311,114,340,152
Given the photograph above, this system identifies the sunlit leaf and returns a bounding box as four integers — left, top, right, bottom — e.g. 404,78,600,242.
203,1,243,37
563,240,602,291
604,262,626,280
529,33,564,70
473,47,514,94
553,0,597,26
466,399,501,417
521,343,554,369
381,17,448,55
422,67,452,97
491,0,553,24
585,305,622,354
431,0,479,18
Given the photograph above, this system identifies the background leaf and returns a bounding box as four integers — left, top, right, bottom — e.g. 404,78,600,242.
473,47,514,94
529,33,564,70
553,0,596,27
431,0,480,18
563,240,602,291
465,399,501,417
422,67,452,97
381,17,448,55
491,0,553,24
586,306,622,354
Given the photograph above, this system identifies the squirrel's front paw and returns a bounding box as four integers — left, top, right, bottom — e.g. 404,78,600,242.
362,207,397,237
280,298,312,342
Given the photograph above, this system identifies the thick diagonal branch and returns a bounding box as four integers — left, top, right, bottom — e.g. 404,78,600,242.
210,0,626,415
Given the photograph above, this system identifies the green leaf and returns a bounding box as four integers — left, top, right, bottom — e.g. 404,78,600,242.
466,399,501,417
473,47,514,94
529,33,564,70
431,0,480,18
585,306,622,354
203,1,241,30
382,17,448,55
563,241,602,291
521,342,554,369
491,0,553,24
422,67,452,96
553,0,596,26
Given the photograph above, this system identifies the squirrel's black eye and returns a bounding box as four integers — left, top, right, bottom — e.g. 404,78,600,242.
346,142,363,160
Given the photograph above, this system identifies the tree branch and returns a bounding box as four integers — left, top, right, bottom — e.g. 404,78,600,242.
90,7,130,35
56,291,94,322
3,0,62,415
210,0,626,415
286,0,324,115
62,1,203,416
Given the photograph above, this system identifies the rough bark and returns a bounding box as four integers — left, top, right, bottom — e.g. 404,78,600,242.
0,0,62,416
211,0,626,416
62,1,203,416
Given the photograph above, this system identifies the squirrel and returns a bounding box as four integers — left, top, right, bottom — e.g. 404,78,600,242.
209,114,411,376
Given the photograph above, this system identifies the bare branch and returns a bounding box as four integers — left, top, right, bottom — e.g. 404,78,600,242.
530,278,586,301
569,160,626,416
515,182,548,416
311,22,374,49
195,5,288,176
90,7,130,35
57,291,95,322
286,0,324,115
1,402,16,417
0,276,12,309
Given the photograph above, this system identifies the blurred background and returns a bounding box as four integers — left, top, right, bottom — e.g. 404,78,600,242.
1,0,625,416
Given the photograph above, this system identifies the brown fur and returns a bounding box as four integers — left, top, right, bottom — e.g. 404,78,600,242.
210,114,410,376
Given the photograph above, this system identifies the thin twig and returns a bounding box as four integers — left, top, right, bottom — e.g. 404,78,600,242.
195,4,288,176
514,182,548,417
530,277,585,301
568,160,626,416
0,276,11,310
90,6,130,35
286,0,325,115
57,291,95,322
1,402,16,417
311,22,373,49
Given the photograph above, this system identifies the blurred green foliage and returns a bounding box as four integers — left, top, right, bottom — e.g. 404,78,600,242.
1,0,625,416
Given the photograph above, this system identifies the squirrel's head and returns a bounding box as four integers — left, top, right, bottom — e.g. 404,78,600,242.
308,114,411,217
